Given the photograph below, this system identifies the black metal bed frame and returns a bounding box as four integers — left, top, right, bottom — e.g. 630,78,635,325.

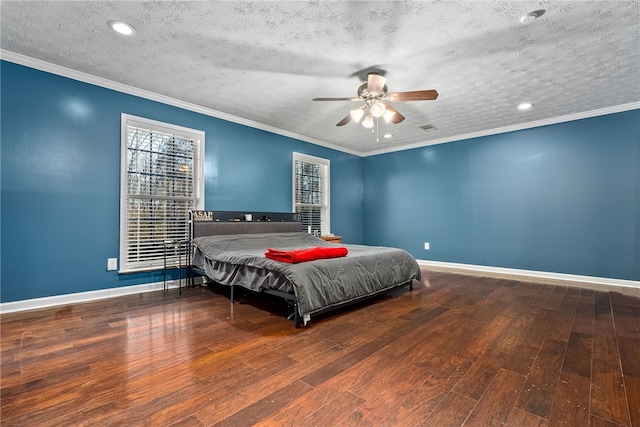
187,210,413,328
188,210,308,326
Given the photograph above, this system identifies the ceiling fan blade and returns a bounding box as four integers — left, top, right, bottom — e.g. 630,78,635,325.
313,97,361,101
386,90,439,101
336,114,352,126
367,73,386,95
383,103,405,124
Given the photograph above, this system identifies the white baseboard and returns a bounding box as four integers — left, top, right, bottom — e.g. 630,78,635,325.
0,278,202,315
418,260,640,289
3,264,637,315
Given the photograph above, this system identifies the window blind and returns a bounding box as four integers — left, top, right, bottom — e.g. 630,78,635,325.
293,153,329,236
120,115,203,273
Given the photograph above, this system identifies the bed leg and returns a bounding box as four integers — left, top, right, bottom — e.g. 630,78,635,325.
409,280,413,291
294,306,301,328
230,284,235,303
291,300,301,328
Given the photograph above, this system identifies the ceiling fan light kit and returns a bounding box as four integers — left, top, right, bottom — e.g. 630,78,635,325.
382,108,396,123
313,72,438,140
370,101,386,118
350,106,366,123
361,114,375,129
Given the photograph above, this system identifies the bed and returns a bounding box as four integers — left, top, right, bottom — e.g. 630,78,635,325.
189,210,421,327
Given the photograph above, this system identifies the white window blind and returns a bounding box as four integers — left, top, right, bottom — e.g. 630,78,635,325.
120,114,204,273
292,152,330,236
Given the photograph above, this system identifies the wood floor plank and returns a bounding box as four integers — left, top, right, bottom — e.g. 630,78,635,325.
106,356,276,426
460,297,510,324
590,415,629,427
337,366,435,426
376,362,469,426
2,270,639,426
90,361,258,426
0,362,93,399
591,359,632,426
611,302,640,339
617,337,640,378
415,317,481,374
390,329,450,368
420,391,477,426
521,307,559,351
501,344,539,376
505,407,549,426
516,338,567,418
624,375,640,427
593,292,620,364
562,331,593,378
489,309,538,354
253,381,362,426
590,292,632,426
463,368,526,427
342,351,420,401
297,390,365,426
547,371,591,426
545,288,579,342
540,285,569,311
461,313,512,359
210,380,313,427
453,347,509,400
571,289,596,336
167,415,205,427
298,334,397,388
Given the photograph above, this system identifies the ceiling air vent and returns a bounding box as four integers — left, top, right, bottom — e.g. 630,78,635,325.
419,124,437,131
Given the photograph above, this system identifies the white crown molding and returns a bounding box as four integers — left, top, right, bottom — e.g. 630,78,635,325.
0,49,361,157
2,50,638,158
366,102,640,157
418,259,640,290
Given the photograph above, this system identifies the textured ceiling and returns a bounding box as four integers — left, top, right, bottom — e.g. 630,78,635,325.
1,1,639,155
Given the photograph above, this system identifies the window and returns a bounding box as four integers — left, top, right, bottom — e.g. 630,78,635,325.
119,114,204,273
292,152,330,236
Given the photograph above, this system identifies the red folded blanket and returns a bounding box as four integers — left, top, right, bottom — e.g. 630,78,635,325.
265,246,348,264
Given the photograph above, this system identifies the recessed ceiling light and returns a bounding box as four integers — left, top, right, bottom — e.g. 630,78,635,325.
108,20,137,36
518,102,533,110
383,133,393,138
520,9,545,25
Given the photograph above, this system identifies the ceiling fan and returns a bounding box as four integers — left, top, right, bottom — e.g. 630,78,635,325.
312,72,438,131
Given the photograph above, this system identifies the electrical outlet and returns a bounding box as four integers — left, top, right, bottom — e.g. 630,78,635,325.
107,258,118,271
424,242,430,250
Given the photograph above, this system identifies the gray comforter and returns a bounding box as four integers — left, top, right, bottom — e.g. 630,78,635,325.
192,232,421,322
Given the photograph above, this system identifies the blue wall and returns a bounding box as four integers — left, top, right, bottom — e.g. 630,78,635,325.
0,61,363,303
363,110,640,281
1,60,638,304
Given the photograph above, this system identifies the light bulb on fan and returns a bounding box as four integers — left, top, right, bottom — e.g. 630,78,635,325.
370,101,386,118
361,114,374,129
350,106,366,123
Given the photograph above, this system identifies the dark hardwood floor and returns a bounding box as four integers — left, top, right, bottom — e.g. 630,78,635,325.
2,269,639,426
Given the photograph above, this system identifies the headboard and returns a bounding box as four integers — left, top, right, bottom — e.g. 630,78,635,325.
189,210,304,239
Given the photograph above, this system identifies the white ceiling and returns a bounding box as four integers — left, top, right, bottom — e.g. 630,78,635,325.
1,1,639,156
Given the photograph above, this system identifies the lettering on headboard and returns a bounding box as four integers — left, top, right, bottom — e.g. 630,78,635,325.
191,210,214,221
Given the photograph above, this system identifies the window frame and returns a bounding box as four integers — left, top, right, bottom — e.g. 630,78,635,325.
119,113,204,273
292,152,330,236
